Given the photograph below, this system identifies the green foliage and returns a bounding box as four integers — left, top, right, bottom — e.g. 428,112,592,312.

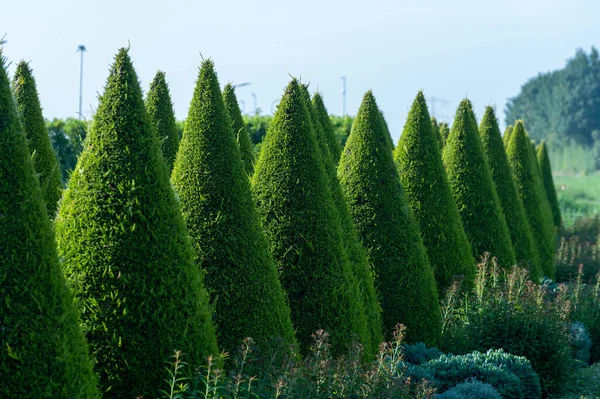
507,121,556,278
439,122,450,150
55,49,218,397
145,71,180,172
503,125,513,148
537,141,562,228
569,321,592,365
47,117,87,183
12,61,62,217
329,114,354,149
338,90,441,344
0,51,98,398
402,343,443,365
443,100,516,267
431,116,443,149
171,60,296,355
479,107,541,280
435,379,502,399
301,85,381,356
312,93,342,164
223,83,255,174
251,79,370,355
393,91,476,293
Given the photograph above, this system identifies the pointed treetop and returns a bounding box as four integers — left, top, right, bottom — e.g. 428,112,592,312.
537,141,562,228
223,82,255,175
312,92,342,163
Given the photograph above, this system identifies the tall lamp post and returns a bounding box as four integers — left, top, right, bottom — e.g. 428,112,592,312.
77,45,86,119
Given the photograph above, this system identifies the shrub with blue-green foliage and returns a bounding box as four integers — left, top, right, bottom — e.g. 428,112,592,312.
569,321,591,365
435,379,502,399
403,342,443,365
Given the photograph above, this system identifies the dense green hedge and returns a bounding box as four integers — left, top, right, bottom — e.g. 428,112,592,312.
171,60,296,355
145,71,180,172
443,100,516,267
537,141,562,228
312,93,342,164
338,90,441,344
479,107,541,280
55,49,218,398
252,79,370,355
0,51,99,398
431,116,443,150
393,92,476,292
223,83,255,175
503,125,513,148
12,61,62,217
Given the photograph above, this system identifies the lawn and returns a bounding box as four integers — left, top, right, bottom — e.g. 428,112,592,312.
554,173,600,226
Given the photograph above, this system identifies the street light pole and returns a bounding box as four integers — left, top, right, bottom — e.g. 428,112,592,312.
340,76,347,116
77,45,86,119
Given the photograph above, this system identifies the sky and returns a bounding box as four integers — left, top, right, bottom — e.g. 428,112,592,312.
2,0,600,142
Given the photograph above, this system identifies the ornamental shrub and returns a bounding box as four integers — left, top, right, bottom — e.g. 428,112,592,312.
55,49,218,398
338,90,441,344
312,92,342,164
503,125,513,148
537,141,562,228
569,321,592,365
479,107,541,280
251,79,370,355
443,100,516,267
12,61,62,216
223,83,255,175
145,71,180,171
439,122,450,149
0,51,99,398
403,343,443,365
435,379,502,399
171,60,296,355
393,91,476,292
431,116,443,149
507,122,556,278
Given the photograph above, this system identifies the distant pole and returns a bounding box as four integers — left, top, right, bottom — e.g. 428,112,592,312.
341,76,347,116
251,93,257,115
77,45,86,119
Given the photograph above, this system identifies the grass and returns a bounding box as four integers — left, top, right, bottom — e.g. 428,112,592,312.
552,363,600,399
553,173,600,226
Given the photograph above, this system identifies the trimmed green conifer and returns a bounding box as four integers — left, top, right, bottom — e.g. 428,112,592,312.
479,107,542,280
302,85,381,356
55,49,218,397
0,51,98,398
252,79,370,355
431,117,443,149
439,122,450,149
312,92,343,164
145,71,180,171
223,83,255,174
507,121,556,278
393,92,476,293
503,125,513,148
339,91,441,344
12,61,62,217
443,100,516,267
171,61,296,355
537,141,562,228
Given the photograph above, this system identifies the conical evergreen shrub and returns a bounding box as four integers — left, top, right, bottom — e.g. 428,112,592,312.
443,100,516,267
439,122,450,149
503,125,513,148
302,85,381,356
312,92,342,164
431,116,443,149
338,91,441,344
0,51,98,398
12,61,62,217
537,141,562,228
507,121,555,278
479,107,541,280
171,61,296,355
55,49,218,398
252,79,370,355
145,71,180,172
223,83,255,175
393,92,476,292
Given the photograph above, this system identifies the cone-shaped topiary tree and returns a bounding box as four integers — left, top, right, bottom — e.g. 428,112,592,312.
252,79,370,355
507,121,555,279
223,83,255,175
393,92,476,293
443,100,516,267
171,61,296,355
431,116,443,149
439,122,450,150
302,85,381,356
503,125,513,148
339,91,441,344
145,71,180,172
537,141,562,228
312,92,343,164
55,49,218,398
0,51,99,398
12,61,62,217
479,107,541,280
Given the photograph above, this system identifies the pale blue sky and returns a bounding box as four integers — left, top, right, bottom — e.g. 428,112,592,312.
2,0,599,141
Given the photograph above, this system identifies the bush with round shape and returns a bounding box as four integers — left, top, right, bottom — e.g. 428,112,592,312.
252,79,370,355
443,100,516,267
435,379,502,399
0,51,99,399
569,321,591,365
55,49,218,398
393,91,476,293
171,60,296,355
338,90,441,344
537,141,562,228
223,83,255,175
478,107,541,280
12,61,62,217
403,343,443,366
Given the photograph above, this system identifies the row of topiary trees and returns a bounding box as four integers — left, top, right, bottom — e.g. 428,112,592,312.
0,47,562,398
